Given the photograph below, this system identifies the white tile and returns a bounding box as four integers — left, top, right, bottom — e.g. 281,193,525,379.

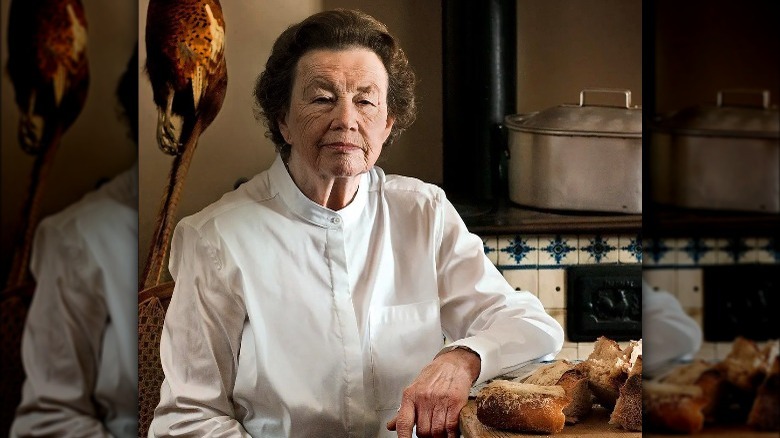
685,307,704,330
577,342,595,361
716,238,739,264
676,269,703,308
546,308,574,347
538,269,565,309
642,269,677,295
618,234,643,264
694,343,717,362
479,235,499,265
502,269,539,297
556,347,578,361
578,234,619,264
497,235,538,267
715,342,734,361
537,235,578,267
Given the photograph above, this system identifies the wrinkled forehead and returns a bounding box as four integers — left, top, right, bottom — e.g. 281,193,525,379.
293,47,389,93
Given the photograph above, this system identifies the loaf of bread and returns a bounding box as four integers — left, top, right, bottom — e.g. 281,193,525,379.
643,380,707,434
610,354,642,431
660,359,724,422
476,380,570,434
557,367,593,424
521,360,593,424
716,336,767,392
747,355,779,431
576,336,629,409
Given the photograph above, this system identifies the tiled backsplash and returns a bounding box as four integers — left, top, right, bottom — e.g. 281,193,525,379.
481,233,643,361
643,236,780,362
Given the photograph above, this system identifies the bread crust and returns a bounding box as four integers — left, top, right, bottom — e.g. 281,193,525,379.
557,368,593,424
643,380,707,434
520,360,594,424
476,381,570,434
610,356,642,431
747,355,780,431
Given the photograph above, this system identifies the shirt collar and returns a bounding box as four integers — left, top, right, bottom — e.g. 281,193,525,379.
268,154,369,228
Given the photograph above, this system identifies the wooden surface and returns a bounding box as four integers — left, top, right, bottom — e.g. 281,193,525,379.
645,427,779,437
459,401,640,438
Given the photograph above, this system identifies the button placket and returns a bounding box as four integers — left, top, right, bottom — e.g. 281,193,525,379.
326,226,365,436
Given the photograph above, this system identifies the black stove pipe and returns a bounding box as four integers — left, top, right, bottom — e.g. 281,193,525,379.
442,0,516,205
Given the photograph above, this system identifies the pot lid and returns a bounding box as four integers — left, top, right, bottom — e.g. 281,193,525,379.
655,90,779,139
505,89,642,138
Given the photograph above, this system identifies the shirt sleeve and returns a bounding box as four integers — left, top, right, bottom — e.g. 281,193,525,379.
642,281,702,375
11,222,113,438
434,195,564,384
149,222,251,437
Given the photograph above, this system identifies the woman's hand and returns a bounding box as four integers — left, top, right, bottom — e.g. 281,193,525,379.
386,347,481,438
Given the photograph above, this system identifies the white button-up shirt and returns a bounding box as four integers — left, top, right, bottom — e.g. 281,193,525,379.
150,156,563,437
12,166,138,438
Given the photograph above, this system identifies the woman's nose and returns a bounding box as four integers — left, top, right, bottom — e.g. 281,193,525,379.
331,99,358,131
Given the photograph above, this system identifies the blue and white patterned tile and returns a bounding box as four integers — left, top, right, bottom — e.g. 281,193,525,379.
676,269,703,308
736,237,760,264
578,234,619,264
537,234,578,267
538,269,565,309
502,269,539,297
644,237,677,266
619,234,642,264
717,237,757,264
480,235,499,265
757,237,780,263
677,237,719,266
497,235,538,267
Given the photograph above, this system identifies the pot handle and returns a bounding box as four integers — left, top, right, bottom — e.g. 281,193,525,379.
579,88,634,109
717,89,771,109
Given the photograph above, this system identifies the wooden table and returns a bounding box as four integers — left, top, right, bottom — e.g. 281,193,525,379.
459,401,640,438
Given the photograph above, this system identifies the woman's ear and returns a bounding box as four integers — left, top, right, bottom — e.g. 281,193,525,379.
383,115,395,142
278,114,291,144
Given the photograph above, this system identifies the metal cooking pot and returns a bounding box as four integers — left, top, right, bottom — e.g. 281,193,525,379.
505,89,642,213
651,89,779,212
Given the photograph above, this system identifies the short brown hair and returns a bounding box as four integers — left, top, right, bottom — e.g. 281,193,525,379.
253,9,416,156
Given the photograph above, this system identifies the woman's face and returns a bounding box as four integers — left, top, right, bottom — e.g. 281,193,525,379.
279,48,394,182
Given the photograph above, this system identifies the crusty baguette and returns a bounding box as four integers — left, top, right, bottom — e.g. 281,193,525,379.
747,355,779,431
557,367,593,424
476,380,570,434
523,360,573,386
716,336,767,392
577,337,628,409
643,380,707,434
610,355,642,431
660,359,724,422
520,360,593,424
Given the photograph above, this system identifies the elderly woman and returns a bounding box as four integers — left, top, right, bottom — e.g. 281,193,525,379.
149,9,563,438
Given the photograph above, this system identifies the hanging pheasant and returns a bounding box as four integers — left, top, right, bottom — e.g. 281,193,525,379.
4,0,89,289
142,0,227,289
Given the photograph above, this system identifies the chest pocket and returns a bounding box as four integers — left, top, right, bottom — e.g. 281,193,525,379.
368,299,444,410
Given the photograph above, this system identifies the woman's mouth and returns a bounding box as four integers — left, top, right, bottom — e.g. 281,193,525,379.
321,142,361,152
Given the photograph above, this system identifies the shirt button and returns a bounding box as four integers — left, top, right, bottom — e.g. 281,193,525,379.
330,216,341,224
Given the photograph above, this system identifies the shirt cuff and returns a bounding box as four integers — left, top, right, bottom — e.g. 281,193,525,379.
437,336,501,386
